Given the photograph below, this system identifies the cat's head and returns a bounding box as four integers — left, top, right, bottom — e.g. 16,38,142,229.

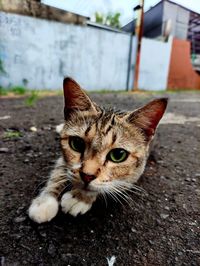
60,77,168,195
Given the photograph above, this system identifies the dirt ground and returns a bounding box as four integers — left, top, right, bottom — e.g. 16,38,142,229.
0,91,200,266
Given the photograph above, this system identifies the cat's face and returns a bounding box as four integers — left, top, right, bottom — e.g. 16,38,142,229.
60,78,167,195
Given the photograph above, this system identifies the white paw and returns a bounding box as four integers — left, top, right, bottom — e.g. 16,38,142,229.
28,195,59,223
61,192,92,217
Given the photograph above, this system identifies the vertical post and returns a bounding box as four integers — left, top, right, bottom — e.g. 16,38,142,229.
133,0,144,91
126,33,133,91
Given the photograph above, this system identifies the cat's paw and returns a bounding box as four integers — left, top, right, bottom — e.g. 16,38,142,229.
28,195,59,223
61,192,92,217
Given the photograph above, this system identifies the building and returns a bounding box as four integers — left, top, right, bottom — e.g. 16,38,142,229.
122,0,200,71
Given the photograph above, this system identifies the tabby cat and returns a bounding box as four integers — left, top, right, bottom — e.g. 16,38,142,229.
28,77,167,223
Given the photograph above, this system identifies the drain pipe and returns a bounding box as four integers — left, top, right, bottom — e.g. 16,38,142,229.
126,32,133,91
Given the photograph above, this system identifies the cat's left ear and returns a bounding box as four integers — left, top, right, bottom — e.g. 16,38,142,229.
127,98,168,141
63,77,97,119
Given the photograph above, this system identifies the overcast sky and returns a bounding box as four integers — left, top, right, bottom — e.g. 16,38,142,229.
42,0,200,26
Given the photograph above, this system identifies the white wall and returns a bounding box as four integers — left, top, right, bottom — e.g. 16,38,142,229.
138,37,172,91
163,1,190,40
0,11,134,90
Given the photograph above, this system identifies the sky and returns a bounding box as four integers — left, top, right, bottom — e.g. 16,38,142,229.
42,0,200,26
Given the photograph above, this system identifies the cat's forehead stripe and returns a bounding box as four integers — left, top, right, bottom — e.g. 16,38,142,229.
85,124,92,136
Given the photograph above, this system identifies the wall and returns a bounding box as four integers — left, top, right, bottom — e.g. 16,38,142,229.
0,0,87,24
138,37,172,91
0,11,134,90
163,1,190,40
167,38,200,90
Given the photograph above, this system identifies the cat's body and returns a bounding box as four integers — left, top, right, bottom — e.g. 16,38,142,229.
29,78,168,223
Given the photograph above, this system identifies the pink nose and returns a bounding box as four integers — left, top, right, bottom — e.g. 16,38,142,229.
80,172,96,184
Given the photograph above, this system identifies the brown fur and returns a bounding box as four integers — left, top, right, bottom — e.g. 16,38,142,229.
28,77,168,223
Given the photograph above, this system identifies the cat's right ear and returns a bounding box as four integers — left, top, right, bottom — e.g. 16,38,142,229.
63,77,97,119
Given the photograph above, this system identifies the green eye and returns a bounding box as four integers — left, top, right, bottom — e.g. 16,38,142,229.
107,148,129,163
69,136,85,153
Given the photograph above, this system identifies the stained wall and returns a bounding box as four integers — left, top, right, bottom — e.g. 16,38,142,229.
0,11,134,90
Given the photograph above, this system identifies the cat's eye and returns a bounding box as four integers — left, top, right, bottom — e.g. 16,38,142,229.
107,148,129,163
69,136,85,153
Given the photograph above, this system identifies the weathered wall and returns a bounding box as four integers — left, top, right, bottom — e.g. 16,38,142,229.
163,1,190,40
0,0,87,24
0,11,134,90
167,38,200,90
138,37,172,91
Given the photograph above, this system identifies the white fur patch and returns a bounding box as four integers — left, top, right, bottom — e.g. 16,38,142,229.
56,123,64,134
28,195,59,223
61,192,92,217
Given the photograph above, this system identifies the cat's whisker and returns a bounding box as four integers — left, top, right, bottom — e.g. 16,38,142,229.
115,181,148,196
99,191,108,208
110,187,133,207
116,185,147,198
108,185,131,206
106,190,125,206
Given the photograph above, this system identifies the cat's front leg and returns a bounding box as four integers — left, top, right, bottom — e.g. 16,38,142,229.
28,192,59,223
61,190,97,217
28,157,67,223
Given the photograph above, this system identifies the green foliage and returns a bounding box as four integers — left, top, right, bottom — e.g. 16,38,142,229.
24,91,39,106
11,86,26,95
0,87,8,95
95,12,104,24
0,86,27,95
4,131,22,139
94,12,121,28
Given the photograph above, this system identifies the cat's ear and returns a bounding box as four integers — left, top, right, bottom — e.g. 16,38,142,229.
127,98,168,141
63,77,97,119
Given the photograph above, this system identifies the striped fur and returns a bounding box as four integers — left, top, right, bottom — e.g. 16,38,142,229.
28,78,167,223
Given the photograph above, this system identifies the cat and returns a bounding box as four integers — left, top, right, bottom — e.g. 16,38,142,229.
28,77,168,223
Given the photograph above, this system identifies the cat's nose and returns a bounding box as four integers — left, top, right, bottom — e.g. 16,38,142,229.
80,171,96,184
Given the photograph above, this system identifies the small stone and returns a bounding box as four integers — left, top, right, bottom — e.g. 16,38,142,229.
0,115,11,120
40,232,47,238
30,126,37,132
195,173,200,178
160,213,169,219
148,240,154,245
156,219,162,225
14,216,26,223
131,227,137,233
185,178,191,182
23,158,30,163
48,243,57,257
0,147,9,153
164,206,170,211
195,189,200,195
42,126,51,131
183,204,187,210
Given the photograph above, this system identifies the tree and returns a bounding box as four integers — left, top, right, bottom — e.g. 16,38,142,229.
94,12,121,28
